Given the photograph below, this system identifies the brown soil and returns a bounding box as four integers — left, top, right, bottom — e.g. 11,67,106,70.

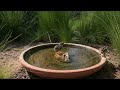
0,43,120,79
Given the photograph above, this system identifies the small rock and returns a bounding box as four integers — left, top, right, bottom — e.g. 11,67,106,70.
0,57,3,59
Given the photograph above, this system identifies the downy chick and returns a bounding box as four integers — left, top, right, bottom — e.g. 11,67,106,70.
54,42,64,52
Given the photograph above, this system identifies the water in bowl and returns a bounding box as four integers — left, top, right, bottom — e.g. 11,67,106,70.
27,47,100,70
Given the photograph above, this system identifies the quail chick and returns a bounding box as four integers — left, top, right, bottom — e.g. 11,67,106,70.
54,42,64,52
101,46,108,57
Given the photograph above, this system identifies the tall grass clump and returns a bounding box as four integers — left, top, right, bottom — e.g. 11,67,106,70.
108,12,120,54
0,11,25,41
93,11,120,64
37,11,73,43
21,11,38,42
0,22,21,52
71,11,109,45
94,11,120,55
36,11,56,42
55,11,73,42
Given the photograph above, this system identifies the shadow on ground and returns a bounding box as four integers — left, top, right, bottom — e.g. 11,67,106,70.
27,72,44,79
85,61,117,79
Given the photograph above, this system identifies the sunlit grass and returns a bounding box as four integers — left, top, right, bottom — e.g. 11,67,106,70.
0,66,11,79
37,11,73,43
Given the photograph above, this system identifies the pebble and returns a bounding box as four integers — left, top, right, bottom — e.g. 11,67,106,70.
0,57,3,59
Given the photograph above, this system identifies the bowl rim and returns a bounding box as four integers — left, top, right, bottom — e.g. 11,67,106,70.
19,43,106,73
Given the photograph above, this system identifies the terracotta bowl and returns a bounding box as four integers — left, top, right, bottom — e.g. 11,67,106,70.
19,43,106,79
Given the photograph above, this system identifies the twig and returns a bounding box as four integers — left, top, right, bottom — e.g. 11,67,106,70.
47,32,52,43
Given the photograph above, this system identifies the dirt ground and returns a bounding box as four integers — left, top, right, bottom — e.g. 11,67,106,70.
0,43,120,79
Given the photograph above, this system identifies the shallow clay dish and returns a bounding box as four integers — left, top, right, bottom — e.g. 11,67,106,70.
19,43,106,79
